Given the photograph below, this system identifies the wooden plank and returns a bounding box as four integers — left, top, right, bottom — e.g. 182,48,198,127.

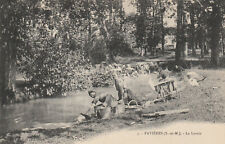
156,80,175,87
151,91,178,102
125,105,142,110
142,108,189,118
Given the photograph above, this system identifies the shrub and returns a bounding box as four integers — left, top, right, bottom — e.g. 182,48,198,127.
107,30,134,57
89,39,107,64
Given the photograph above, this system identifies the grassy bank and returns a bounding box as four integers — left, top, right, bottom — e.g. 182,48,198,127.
0,68,225,144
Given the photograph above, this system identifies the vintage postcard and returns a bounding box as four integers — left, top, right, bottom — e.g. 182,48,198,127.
0,0,225,144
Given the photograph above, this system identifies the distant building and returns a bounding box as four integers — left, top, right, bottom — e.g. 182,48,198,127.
165,35,176,49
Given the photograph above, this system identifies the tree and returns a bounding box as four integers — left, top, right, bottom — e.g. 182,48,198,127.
175,0,185,62
207,1,223,66
0,0,94,104
0,0,129,104
17,0,92,97
189,0,208,58
176,0,224,65
188,2,196,56
135,0,164,56
0,0,30,104
88,0,127,62
159,0,165,55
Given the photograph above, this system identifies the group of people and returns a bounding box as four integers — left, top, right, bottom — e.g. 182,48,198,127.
78,73,137,121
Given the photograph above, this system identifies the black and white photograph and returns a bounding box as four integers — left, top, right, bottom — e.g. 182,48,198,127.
0,0,225,143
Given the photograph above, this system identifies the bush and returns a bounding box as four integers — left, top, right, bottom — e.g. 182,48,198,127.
107,30,134,57
89,39,107,64
19,37,88,97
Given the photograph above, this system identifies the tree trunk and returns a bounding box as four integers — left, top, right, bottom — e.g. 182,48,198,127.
119,0,123,30
144,46,147,56
160,0,165,55
0,48,5,105
204,42,209,55
198,27,204,58
199,41,204,58
222,30,225,55
85,0,92,59
0,41,16,105
175,0,184,62
151,5,155,56
0,1,17,105
182,11,187,58
204,29,209,55
209,4,222,66
109,0,113,26
190,5,196,56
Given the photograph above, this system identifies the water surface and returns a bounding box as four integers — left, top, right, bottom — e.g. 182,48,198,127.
0,87,116,134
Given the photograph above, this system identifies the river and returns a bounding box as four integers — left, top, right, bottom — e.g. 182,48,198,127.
0,87,117,135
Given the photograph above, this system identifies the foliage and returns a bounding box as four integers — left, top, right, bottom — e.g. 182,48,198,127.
14,0,130,97
134,0,171,55
89,38,107,64
1,0,225,105
16,0,90,97
87,0,129,62
107,27,134,57
184,0,225,64
0,0,32,104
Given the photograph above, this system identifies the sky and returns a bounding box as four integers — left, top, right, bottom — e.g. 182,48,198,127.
123,0,137,15
122,0,176,27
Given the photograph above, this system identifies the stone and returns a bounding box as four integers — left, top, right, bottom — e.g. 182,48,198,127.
188,78,199,87
186,71,204,81
0,138,5,143
76,115,86,123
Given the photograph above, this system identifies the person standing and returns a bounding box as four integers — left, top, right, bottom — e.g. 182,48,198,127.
112,73,124,101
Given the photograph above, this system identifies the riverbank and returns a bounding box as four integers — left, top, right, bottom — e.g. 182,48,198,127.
8,60,157,105
1,68,225,144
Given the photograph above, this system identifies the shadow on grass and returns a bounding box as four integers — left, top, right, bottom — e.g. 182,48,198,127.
196,57,225,69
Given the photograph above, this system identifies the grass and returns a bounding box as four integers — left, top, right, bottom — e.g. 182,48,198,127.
1,67,225,144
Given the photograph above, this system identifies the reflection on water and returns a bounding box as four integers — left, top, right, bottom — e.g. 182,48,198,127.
0,87,116,134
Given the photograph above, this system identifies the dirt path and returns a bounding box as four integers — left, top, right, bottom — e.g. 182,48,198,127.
0,68,225,144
